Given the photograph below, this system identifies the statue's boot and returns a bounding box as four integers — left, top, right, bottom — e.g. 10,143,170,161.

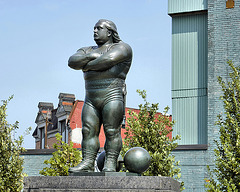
68,149,97,173
102,149,119,172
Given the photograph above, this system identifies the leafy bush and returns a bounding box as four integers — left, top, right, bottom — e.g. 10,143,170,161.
0,96,27,192
39,133,82,176
205,61,240,191
122,90,182,187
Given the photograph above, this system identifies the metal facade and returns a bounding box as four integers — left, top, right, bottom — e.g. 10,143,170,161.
168,0,208,15
172,14,208,144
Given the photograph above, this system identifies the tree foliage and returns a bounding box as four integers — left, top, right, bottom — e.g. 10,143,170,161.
205,61,240,191
122,90,181,180
0,96,27,192
39,133,82,176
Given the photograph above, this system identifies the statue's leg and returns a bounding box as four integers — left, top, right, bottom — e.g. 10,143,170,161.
69,103,101,173
102,100,124,172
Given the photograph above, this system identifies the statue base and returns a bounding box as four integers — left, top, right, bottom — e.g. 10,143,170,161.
24,175,180,192
69,171,140,176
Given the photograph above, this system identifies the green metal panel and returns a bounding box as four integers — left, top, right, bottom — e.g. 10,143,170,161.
168,0,208,15
173,96,207,144
172,14,208,145
172,14,208,90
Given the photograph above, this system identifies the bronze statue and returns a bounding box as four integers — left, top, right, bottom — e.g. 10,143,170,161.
68,19,132,172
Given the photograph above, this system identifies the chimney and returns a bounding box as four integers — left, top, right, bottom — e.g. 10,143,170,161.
58,93,75,106
37,102,54,120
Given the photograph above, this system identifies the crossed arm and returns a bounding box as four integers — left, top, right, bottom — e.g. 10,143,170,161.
68,43,132,72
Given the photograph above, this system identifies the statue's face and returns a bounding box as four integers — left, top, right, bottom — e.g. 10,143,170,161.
93,21,111,45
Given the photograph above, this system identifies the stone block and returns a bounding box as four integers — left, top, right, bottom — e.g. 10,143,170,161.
69,172,140,176
23,176,180,192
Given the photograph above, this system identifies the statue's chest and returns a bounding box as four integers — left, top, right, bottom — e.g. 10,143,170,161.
88,45,111,55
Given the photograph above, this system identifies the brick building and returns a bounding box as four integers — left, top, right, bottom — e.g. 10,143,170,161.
32,93,172,149
169,0,240,191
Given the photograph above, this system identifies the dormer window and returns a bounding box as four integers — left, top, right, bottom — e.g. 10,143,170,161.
40,127,45,149
33,93,76,149
60,120,68,143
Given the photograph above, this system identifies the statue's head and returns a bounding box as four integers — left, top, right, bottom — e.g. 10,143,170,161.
94,19,121,45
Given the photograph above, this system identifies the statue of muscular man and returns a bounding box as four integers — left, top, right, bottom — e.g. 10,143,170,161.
68,19,132,172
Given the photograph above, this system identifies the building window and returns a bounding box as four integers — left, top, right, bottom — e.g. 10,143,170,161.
60,120,68,143
40,127,45,149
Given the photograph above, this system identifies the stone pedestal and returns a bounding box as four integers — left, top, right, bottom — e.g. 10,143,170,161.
69,172,140,176
24,175,180,192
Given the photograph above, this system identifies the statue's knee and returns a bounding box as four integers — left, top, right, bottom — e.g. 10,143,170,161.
82,127,90,137
105,128,120,139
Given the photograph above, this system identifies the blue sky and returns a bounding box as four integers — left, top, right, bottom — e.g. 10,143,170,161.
0,0,172,149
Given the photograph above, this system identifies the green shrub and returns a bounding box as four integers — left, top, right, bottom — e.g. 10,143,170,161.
39,133,82,176
0,96,28,192
122,90,183,189
205,61,240,191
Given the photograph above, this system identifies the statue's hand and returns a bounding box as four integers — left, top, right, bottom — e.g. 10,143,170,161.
82,51,101,72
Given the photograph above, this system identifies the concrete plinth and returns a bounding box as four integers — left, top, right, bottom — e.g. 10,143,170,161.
24,176,180,192
69,172,140,176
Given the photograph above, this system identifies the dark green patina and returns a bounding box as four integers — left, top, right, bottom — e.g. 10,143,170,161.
68,19,132,173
